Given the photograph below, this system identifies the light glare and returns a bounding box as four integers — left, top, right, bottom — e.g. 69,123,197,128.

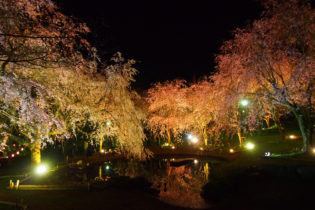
36,165,48,175
192,137,198,143
240,99,249,106
246,142,255,150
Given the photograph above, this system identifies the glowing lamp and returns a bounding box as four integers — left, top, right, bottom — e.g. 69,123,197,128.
229,149,234,153
36,165,48,175
106,121,110,126
11,154,15,158
172,146,175,149
265,152,271,157
101,149,105,153
192,137,198,143
16,151,20,155
200,147,204,151
194,159,198,164
245,142,255,150
21,148,24,151
240,99,249,106
289,135,295,139
187,134,193,140
312,148,315,154
105,165,110,170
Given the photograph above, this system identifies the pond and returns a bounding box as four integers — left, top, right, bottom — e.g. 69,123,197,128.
90,157,224,209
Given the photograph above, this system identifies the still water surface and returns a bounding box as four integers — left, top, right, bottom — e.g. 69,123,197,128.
93,158,223,209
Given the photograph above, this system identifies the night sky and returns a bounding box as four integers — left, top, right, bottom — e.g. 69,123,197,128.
56,0,263,89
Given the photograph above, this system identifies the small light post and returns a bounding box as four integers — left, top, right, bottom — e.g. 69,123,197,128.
237,99,249,147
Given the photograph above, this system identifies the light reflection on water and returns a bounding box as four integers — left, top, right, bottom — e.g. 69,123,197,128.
96,158,221,209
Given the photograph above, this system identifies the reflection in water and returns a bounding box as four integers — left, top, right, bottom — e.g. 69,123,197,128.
158,160,209,209
95,158,216,209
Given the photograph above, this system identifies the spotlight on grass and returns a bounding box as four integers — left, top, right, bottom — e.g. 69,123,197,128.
245,142,255,150
36,164,48,175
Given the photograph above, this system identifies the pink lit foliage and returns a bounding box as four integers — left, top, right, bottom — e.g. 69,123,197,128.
215,0,314,152
146,80,189,144
0,0,91,73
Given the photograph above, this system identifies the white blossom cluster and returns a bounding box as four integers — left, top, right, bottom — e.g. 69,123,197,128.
0,75,65,147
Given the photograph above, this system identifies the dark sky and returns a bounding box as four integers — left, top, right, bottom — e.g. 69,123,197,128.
56,0,263,89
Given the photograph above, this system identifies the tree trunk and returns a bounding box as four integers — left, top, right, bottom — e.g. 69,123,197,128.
99,138,103,153
31,141,41,166
84,141,89,156
236,109,243,147
293,110,311,153
264,118,270,128
273,109,285,140
166,129,171,144
202,127,208,146
237,128,243,147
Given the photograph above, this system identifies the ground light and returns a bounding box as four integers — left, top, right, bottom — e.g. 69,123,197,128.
36,164,48,175
245,142,255,150
289,135,296,139
312,148,315,154
229,149,234,153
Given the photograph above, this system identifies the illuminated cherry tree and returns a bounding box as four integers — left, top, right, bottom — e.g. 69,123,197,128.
23,53,148,159
146,80,189,144
0,76,65,165
184,80,217,146
215,0,314,152
0,0,93,165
